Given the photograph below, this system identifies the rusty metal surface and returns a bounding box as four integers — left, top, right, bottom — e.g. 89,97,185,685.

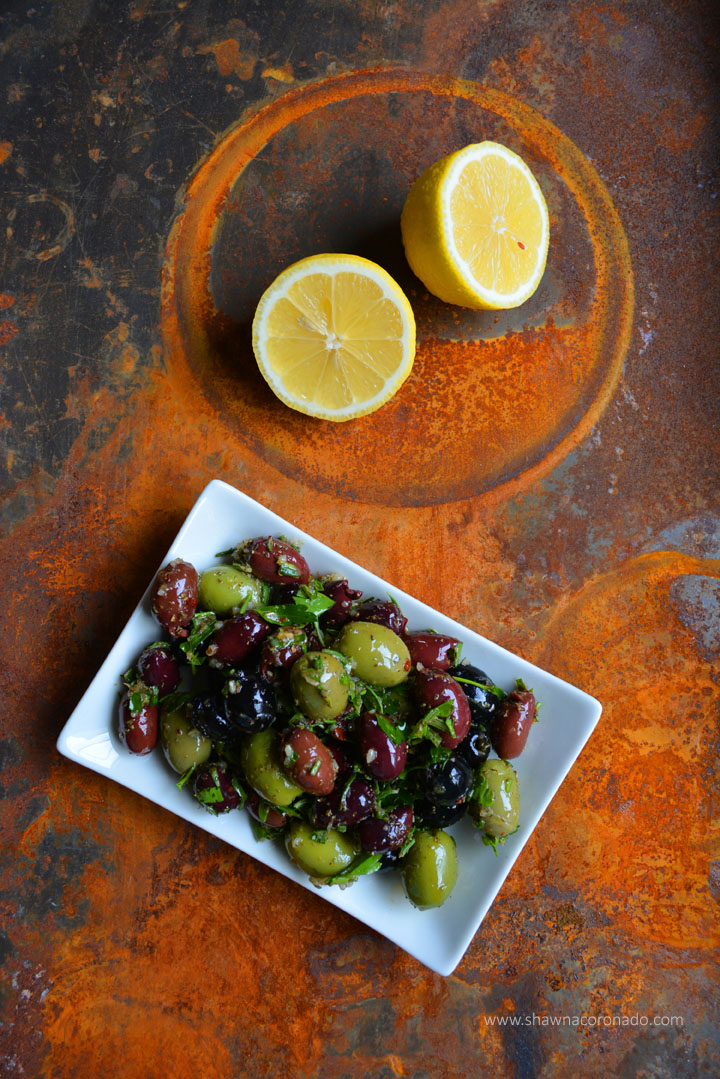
1,1,718,1076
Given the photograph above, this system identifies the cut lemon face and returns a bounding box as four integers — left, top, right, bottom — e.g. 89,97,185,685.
400,141,550,310
252,254,416,421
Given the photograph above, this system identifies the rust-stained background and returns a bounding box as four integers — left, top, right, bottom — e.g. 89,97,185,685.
1,1,718,1076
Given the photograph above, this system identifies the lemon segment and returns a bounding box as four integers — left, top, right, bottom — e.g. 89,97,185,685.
252,254,416,421
401,141,550,310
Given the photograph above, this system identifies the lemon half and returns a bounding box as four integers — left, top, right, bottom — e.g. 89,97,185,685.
252,253,416,422
401,141,550,310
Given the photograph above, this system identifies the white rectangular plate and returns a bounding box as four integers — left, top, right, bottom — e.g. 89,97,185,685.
57,479,601,976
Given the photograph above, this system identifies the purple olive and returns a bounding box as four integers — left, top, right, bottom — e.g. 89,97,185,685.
118,692,158,755
492,687,536,758
206,611,270,666
358,806,414,853
358,712,407,781
151,559,198,639
321,578,362,627
137,644,180,695
313,776,376,829
403,631,460,671
355,598,407,636
193,762,245,815
247,537,310,585
259,626,307,681
246,791,288,830
415,668,471,749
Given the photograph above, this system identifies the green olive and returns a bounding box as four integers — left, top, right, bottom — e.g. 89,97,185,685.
469,758,519,838
240,729,304,807
402,830,458,909
197,565,267,616
285,820,359,879
290,651,349,721
160,704,212,774
337,621,411,686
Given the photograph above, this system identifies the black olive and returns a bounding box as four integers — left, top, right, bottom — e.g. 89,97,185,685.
190,694,239,745
223,672,277,733
448,663,501,727
413,798,466,829
457,724,492,769
421,754,473,806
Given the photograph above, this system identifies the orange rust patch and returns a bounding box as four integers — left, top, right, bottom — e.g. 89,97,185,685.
537,550,720,951
0,319,18,345
199,38,256,80
0,292,15,309
0,140,12,164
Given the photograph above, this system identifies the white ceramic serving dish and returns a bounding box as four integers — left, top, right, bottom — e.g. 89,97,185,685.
57,479,601,976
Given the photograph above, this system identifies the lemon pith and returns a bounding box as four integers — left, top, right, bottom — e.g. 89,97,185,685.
252,254,416,421
400,141,550,310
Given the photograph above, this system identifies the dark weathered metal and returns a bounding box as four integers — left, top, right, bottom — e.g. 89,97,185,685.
0,1,718,1076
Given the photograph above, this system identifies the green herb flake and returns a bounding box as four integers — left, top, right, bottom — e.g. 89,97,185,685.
329,852,384,884
176,766,195,791
196,786,225,804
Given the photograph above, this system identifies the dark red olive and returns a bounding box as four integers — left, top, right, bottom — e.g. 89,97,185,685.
358,806,414,853
282,728,337,795
193,762,244,814
358,712,407,781
246,791,288,830
326,738,352,778
151,559,198,639
403,631,460,670
321,578,362,627
118,691,158,755
415,668,471,749
206,611,270,666
313,776,376,829
247,537,310,585
492,686,536,758
137,643,180,695
355,599,407,636
259,626,307,681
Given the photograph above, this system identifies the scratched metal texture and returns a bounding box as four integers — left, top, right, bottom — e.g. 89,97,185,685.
0,1,718,1077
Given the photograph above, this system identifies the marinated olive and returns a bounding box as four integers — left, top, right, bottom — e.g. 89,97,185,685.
240,729,304,806
193,761,245,815
246,536,310,585
246,791,288,830
355,599,407,636
223,671,277,732
358,806,414,853
469,758,519,838
118,691,158,755
337,622,411,687
413,797,466,829
190,693,242,746
402,830,458,909
358,712,407,781
313,776,375,829
457,724,492,769
492,684,536,759
151,559,198,638
403,631,460,670
259,626,307,681
290,650,349,721
206,611,270,666
415,668,471,748
285,820,359,879
421,753,473,806
160,703,212,774
448,663,501,728
137,643,180,694
282,728,337,795
198,565,266,617
320,578,362,627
